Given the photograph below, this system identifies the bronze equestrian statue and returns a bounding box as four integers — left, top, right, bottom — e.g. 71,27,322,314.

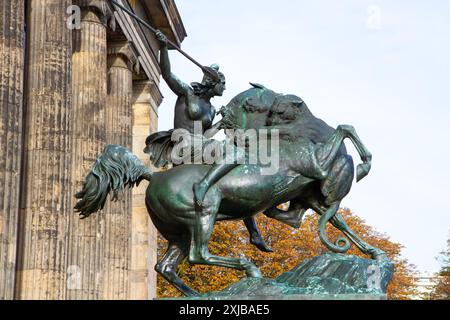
74,81,385,296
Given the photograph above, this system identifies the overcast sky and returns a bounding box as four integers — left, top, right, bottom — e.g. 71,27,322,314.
157,0,450,273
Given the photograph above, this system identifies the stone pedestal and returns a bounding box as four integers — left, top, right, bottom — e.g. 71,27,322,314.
171,293,387,300
176,253,393,300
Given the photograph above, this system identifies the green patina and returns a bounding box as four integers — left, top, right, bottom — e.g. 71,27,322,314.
75,24,388,298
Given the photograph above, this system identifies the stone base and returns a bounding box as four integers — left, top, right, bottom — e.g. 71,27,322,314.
173,253,394,300
174,293,386,300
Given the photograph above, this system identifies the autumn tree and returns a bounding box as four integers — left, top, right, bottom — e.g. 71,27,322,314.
428,236,450,300
157,208,418,299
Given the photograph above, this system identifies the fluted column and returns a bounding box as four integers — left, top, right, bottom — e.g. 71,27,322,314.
103,42,135,299
131,80,161,300
69,1,112,299
15,0,73,300
0,0,25,300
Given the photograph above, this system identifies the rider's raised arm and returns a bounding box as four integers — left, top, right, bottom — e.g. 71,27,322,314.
157,31,191,96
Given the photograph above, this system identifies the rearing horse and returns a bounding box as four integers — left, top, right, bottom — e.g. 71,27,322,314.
74,84,385,296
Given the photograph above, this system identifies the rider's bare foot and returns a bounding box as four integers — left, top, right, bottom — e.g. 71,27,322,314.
193,181,208,207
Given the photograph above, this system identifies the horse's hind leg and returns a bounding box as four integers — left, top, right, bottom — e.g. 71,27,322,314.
338,125,372,182
155,240,198,296
316,125,372,182
188,191,262,278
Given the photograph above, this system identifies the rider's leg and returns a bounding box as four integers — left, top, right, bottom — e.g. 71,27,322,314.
194,164,271,252
193,163,239,206
188,190,262,278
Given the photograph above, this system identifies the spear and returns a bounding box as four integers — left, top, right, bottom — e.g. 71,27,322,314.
105,0,220,81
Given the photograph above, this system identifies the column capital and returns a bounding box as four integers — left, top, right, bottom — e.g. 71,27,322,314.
107,41,140,73
75,0,116,30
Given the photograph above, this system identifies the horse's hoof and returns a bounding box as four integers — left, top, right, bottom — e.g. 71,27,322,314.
246,266,263,278
356,163,371,182
250,236,273,253
281,218,301,229
374,253,389,262
370,249,388,262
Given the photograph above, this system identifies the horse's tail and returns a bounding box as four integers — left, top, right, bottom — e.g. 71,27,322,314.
74,145,153,219
317,203,351,254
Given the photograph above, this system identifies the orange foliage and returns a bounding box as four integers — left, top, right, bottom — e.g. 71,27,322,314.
429,237,450,300
157,208,417,299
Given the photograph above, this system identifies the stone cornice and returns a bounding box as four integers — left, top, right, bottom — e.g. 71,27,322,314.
111,0,160,82
106,0,186,89
162,0,187,45
143,0,187,46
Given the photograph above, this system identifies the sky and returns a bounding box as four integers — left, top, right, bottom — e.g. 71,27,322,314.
156,0,450,273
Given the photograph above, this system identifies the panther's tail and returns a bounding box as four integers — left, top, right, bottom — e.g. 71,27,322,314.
74,145,152,219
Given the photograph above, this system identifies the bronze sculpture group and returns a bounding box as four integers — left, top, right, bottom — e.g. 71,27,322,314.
74,29,387,297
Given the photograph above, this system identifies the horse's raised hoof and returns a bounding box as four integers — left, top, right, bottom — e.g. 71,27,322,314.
374,253,389,262
246,265,263,278
250,235,273,253
79,213,88,220
370,249,389,262
280,217,302,229
356,163,371,182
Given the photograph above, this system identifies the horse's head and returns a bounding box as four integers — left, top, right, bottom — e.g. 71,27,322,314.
220,85,311,136
220,83,280,130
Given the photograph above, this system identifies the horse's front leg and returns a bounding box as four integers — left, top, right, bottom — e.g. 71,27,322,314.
316,125,372,182
337,125,372,182
315,126,347,173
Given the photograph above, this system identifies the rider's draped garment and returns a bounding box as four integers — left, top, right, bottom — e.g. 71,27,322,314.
144,130,245,168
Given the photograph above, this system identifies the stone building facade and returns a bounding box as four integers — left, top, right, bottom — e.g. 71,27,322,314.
0,0,186,299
